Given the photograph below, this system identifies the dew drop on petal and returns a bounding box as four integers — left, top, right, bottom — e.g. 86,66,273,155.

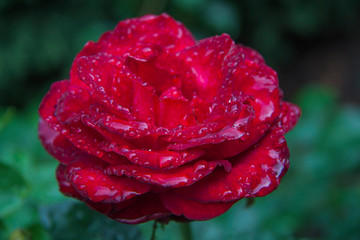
251,175,271,194
159,155,177,168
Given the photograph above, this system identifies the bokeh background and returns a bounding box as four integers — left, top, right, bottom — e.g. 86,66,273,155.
1,0,360,239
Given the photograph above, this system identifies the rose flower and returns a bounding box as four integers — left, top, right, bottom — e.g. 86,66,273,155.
39,13,300,224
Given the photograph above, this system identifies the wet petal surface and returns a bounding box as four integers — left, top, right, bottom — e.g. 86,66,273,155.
106,160,230,188
168,116,293,202
160,192,234,221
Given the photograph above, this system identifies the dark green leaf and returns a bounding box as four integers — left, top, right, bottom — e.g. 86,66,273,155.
0,162,28,217
39,202,143,240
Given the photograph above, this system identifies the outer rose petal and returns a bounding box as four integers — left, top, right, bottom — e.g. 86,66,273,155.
62,159,151,203
86,194,172,224
106,160,231,188
112,13,196,53
76,54,134,118
168,118,292,202
70,13,195,86
39,118,79,164
160,192,235,221
280,101,301,133
223,45,281,124
39,80,69,127
107,142,206,170
57,164,85,200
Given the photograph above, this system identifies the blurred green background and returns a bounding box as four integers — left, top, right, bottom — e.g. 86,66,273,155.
1,0,360,239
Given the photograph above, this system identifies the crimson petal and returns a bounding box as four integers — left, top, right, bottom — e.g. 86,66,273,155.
63,161,151,203
113,13,196,53
160,192,234,221
106,160,230,188
223,44,281,125
39,118,79,164
280,101,301,133
76,55,134,118
86,193,172,224
175,34,234,100
39,80,69,128
108,144,205,170
169,122,291,202
56,164,85,200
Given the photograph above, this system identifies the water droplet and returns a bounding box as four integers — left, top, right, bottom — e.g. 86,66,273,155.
221,189,233,199
198,127,208,135
98,86,105,93
128,153,137,160
159,156,176,168
252,175,271,194
268,149,279,159
255,98,275,121
194,161,208,173
142,174,151,181
219,127,245,140
95,151,103,158
137,122,148,131
91,59,99,65
122,190,138,199
175,131,183,138
240,133,250,140
163,176,186,187
75,128,82,133
272,158,285,178
61,129,68,135
233,116,250,128
87,73,95,81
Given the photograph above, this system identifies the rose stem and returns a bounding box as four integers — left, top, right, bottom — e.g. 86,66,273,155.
150,220,158,240
179,222,193,240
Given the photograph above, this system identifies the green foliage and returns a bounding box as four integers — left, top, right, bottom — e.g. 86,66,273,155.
0,162,28,218
40,202,142,240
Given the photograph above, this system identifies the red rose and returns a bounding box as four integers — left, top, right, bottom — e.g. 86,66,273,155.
39,13,300,224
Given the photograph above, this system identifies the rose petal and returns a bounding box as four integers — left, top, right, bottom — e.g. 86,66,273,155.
175,34,234,100
63,160,151,203
156,97,196,129
57,164,85,200
113,13,195,53
132,80,158,124
223,44,280,125
169,123,290,202
279,101,301,133
107,144,205,170
86,193,171,224
69,13,196,86
76,55,134,119
38,82,124,165
39,80,70,127
106,160,230,188
39,118,79,164
39,81,122,164
125,55,178,95
160,192,234,221
165,105,257,154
